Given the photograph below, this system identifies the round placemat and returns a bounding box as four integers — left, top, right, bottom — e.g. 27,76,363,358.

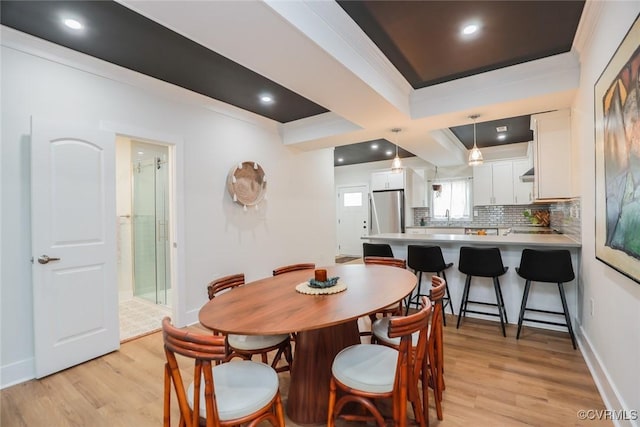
295,281,347,295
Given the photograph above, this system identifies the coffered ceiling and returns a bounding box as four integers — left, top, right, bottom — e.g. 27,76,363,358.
0,1,585,167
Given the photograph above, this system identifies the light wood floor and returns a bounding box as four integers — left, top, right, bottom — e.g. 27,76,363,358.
1,315,609,427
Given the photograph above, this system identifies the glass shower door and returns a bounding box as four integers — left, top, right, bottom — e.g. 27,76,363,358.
132,155,170,305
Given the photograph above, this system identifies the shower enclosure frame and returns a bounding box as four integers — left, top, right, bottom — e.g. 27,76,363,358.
131,141,172,306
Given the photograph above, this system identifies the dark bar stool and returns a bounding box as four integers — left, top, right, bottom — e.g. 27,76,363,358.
405,245,456,325
456,246,509,336
362,242,394,258
516,249,577,349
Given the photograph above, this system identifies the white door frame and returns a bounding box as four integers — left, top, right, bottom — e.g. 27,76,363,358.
101,121,186,327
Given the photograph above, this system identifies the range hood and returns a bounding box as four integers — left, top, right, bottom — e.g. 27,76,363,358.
520,167,534,182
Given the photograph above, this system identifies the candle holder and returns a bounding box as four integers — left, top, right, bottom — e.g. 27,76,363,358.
314,269,327,282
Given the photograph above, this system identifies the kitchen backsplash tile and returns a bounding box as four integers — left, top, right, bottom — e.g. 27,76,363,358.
550,198,581,241
412,198,581,241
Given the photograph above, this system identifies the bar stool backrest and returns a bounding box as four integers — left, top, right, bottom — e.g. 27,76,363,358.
458,246,506,277
363,243,394,258
517,249,575,283
407,245,447,272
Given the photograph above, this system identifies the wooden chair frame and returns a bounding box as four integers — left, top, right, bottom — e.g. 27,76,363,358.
362,256,407,336
327,297,432,427
372,275,446,423
206,274,293,372
425,275,446,421
162,317,285,427
272,263,315,276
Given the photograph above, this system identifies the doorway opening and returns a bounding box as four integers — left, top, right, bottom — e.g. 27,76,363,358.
116,136,172,341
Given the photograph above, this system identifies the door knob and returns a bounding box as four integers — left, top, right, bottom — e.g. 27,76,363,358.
38,255,61,264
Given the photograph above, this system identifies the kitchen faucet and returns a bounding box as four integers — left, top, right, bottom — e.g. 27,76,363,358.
445,209,450,226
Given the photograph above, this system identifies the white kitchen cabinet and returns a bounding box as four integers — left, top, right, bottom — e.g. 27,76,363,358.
530,109,574,199
512,159,534,205
371,170,405,191
473,161,514,205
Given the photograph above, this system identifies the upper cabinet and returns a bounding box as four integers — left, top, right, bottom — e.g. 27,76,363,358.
530,109,574,200
371,170,405,191
473,159,533,206
473,161,514,205
512,158,534,205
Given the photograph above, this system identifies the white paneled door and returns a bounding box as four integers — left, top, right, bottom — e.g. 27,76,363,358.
337,185,369,256
31,118,119,378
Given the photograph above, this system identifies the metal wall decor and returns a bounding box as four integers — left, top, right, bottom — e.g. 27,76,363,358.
227,161,267,211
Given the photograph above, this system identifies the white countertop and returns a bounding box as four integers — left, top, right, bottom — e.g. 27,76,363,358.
363,232,581,248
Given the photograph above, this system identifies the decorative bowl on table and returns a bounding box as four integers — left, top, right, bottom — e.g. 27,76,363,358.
308,276,340,289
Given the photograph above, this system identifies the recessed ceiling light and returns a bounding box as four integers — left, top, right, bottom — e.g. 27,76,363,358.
496,126,508,132
371,143,379,150
497,134,506,140
385,150,393,156
462,24,478,35
259,95,273,104
337,157,344,163
63,18,83,30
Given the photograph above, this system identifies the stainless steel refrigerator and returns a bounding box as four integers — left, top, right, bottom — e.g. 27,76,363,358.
370,189,405,234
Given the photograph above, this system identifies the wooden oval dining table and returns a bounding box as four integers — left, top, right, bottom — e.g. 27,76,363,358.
198,263,417,425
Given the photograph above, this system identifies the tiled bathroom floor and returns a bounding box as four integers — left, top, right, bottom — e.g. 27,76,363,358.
119,298,171,342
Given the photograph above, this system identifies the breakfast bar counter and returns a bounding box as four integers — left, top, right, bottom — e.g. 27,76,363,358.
363,232,581,248
363,232,582,334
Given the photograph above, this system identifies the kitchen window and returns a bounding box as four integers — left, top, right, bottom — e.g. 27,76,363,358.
431,177,472,220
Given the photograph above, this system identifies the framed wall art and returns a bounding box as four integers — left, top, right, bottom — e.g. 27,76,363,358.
594,14,640,284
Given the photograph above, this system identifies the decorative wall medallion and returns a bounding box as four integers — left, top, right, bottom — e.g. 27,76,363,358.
227,161,267,210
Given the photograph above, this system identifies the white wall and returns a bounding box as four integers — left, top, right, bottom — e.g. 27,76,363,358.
1,43,335,387
574,2,640,424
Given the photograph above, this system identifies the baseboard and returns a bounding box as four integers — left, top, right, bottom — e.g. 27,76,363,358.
184,307,200,327
1,357,35,390
577,324,639,427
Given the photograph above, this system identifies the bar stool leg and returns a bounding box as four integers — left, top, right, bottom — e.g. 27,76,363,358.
456,275,472,329
495,277,508,323
406,271,423,315
516,280,532,339
557,282,577,350
492,277,507,337
441,271,455,326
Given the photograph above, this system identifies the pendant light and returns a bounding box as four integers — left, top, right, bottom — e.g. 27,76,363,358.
390,128,403,173
432,166,442,196
468,114,483,166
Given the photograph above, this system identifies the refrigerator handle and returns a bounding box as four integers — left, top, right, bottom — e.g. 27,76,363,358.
368,193,372,234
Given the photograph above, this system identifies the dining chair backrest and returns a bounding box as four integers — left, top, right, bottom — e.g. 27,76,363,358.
207,273,244,301
328,297,432,427
272,263,315,276
387,296,432,427
162,317,285,427
162,317,228,426
363,243,394,258
364,256,406,269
